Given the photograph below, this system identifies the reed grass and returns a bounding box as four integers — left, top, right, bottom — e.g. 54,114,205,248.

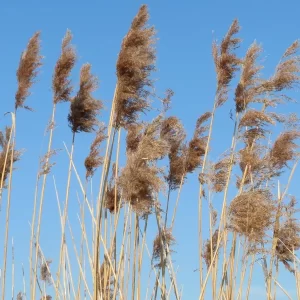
1,4,300,300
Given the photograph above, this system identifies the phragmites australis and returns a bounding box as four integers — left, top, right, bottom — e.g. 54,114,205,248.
119,117,169,215
268,131,300,170
228,189,275,242
68,64,102,133
211,155,233,193
203,229,219,268
40,296,52,300
40,259,52,285
262,40,300,94
152,228,175,267
185,112,211,173
52,30,76,104
126,123,144,153
84,123,107,179
105,164,121,214
161,116,187,190
276,197,300,273
0,127,21,186
114,5,156,128
235,42,262,113
213,19,241,107
15,32,43,111
239,110,275,128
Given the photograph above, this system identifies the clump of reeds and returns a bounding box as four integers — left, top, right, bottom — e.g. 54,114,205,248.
228,189,275,241
114,5,156,128
15,32,42,111
68,64,102,133
52,30,76,104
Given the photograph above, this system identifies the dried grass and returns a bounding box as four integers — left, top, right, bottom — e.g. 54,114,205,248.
229,189,275,241
114,5,156,128
68,64,102,133
84,124,107,179
203,229,219,268
15,32,42,110
152,228,175,267
213,20,241,106
52,30,76,104
235,42,262,112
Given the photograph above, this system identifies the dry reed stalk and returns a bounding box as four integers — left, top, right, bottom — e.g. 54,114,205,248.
1,117,16,300
34,30,76,300
198,20,242,289
57,62,101,294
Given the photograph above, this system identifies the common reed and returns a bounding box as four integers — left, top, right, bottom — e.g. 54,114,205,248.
1,5,300,300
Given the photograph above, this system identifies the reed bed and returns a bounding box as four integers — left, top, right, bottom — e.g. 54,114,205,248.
1,4,300,300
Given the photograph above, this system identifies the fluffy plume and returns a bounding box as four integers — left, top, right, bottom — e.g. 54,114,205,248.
53,30,76,104
235,42,262,112
40,296,52,300
0,127,21,186
211,155,233,193
40,259,52,285
161,117,187,190
84,124,106,179
185,113,211,173
105,164,122,214
268,131,300,170
15,32,42,111
239,110,275,128
114,5,156,128
213,20,241,107
126,124,144,153
152,228,175,267
276,197,300,273
228,189,275,241
68,64,102,133
262,40,300,93
203,230,219,268
119,117,169,215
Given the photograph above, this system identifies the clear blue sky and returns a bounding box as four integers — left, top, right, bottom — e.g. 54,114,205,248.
1,1,300,299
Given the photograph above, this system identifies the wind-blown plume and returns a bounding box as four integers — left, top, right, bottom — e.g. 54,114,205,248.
53,30,76,104
68,64,102,133
84,124,106,179
235,42,262,112
213,20,241,107
15,32,42,110
114,5,156,128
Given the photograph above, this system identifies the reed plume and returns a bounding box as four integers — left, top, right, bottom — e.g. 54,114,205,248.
85,123,107,179
114,5,156,128
119,117,169,215
203,229,219,268
228,189,275,242
276,197,300,273
0,127,21,186
15,32,42,111
212,19,241,106
235,42,262,112
152,228,175,267
52,30,76,104
68,64,102,133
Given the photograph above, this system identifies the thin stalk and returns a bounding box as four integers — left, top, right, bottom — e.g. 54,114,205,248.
1,114,15,300
33,104,57,300
131,214,139,300
56,131,76,294
245,255,255,300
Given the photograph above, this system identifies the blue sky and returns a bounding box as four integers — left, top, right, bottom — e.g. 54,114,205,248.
1,0,300,299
